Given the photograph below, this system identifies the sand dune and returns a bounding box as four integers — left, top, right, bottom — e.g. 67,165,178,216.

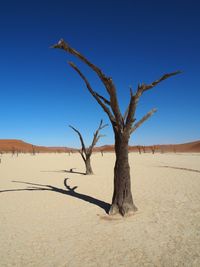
0,152,200,266
0,139,200,154
0,139,73,153
96,140,200,153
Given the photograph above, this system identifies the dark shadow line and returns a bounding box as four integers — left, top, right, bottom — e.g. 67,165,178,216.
159,165,200,173
0,188,45,193
64,170,86,175
40,170,86,175
0,179,110,214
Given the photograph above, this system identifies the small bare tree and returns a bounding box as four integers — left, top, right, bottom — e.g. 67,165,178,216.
137,146,142,154
142,146,146,153
52,39,180,216
151,145,156,154
32,145,36,156
69,120,107,175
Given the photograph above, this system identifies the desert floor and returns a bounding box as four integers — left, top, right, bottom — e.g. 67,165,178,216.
0,152,200,267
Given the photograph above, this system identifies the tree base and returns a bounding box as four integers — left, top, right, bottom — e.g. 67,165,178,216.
109,203,138,217
85,170,94,175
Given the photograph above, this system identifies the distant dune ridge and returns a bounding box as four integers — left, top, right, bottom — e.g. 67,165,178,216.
0,139,199,153
0,139,73,153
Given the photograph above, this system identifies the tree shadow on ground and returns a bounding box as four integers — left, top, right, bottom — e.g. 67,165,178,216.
158,165,200,173
64,169,86,175
41,169,86,175
0,178,110,214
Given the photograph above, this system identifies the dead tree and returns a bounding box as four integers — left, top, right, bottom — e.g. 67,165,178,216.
69,120,107,175
173,146,176,153
137,146,142,154
12,147,15,157
151,146,156,154
32,145,36,156
142,146,146,153
52,39,180,216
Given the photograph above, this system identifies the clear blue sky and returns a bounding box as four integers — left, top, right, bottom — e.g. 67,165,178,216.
0,0,199,147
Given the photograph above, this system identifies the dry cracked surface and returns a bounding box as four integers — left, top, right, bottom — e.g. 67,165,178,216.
0,152,200,266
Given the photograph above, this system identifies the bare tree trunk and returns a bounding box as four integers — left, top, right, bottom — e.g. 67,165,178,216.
109,133,137,216
85,157,93,175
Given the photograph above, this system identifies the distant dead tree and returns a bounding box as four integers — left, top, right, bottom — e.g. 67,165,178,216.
32,145,36,156
52,39,180,216
151,146,156,154
101,150,104,156
69,120,107,175
137,146,142,154
12,147,15,156
142,146,146,153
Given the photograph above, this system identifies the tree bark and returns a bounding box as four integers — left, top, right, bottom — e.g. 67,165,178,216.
85,157,93,175
109,133,137,216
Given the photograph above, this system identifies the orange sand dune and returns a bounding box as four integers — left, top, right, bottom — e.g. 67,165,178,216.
0,139,199,153
96,140,200,153
0,139,73,153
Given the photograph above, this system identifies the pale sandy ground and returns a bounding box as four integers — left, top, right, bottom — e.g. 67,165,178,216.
0,152,200,267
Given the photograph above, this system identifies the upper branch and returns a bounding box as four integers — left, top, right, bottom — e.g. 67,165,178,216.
137,71,181,93
103,79,123,128
95,92,111,105
125,71,181,128
123,86,134,124
130,108,157,134
52,39,107,83
52,39,123,128
88,120,108,155
69,125,86,154
68,61,115,123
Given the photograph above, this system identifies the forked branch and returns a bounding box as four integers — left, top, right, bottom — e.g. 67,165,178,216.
69,120,107,158
68,62,115,123
95,92,111,105
130,108,157,133
125,71,181,128
52,40,123,128
137,71,181,93
53,39,180,136
88,120,108,155
69,125,86,155
52,39,108,85
78,149,86,162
